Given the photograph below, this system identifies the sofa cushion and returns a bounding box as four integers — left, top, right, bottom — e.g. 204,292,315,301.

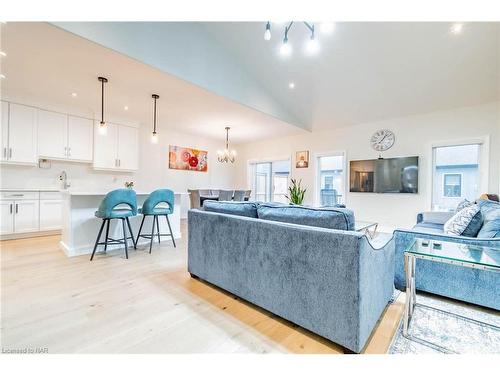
477,199,500,238
412,222,445,235
443,204,483,237
257,203,354,230
456,199,473,213
203,200,258,218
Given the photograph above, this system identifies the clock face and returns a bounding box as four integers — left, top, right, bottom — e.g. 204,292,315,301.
371,129,395,152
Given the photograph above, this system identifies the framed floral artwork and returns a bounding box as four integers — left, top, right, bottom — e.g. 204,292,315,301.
296,150,309,168
169,145,208,172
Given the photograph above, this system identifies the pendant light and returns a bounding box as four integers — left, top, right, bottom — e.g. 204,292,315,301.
151,94,159,144
217,127,236,163
97,76,108,134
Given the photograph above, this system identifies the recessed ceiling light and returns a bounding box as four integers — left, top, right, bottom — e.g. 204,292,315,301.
124,106,129,111
0,74,5,79
450,23,464,35
288,82,295,89
0,51,6,57
320,22,335,34
71,92,77,97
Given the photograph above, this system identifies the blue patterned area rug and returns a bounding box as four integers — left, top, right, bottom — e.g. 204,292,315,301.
389,291,500,354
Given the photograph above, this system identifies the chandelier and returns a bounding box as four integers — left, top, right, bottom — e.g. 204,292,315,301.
264,22,335,56
217,127,236,163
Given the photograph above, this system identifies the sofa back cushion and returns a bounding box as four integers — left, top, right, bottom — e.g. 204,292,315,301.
202,200,258,218
477,199,500,238
257,203,354,230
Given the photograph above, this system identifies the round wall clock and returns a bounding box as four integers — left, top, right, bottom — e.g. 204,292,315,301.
370,129,395,152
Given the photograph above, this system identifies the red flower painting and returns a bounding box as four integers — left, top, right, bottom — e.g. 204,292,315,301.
169,145,208,172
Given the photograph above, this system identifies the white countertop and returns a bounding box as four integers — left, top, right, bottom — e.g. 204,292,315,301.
61,190,188,196
0,188,61,192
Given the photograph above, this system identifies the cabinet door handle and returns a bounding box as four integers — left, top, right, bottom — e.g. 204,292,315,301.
64,147,67,157
68,147,71,157
3,147,6,159
9,148,12,159
15,203,18,214
9,203,12,214
118,159,121,167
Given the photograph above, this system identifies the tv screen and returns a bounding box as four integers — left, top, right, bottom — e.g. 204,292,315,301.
349,156,419,193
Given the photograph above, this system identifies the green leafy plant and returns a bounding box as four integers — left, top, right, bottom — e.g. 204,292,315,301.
285,178,306,205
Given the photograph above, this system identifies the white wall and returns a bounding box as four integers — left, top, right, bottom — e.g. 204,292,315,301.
0,97,238,217
234,102,500,230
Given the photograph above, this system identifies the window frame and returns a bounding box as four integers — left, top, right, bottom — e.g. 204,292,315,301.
247,156,292,202
314,151,347,207
429,136,489,211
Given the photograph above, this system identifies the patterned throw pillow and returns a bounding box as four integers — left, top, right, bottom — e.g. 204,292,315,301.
455,199,472,213
444,204,483,237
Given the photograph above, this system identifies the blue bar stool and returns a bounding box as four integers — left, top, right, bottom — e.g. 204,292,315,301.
137,189,176,253
90,189,137,261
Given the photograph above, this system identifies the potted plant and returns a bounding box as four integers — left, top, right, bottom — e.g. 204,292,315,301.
285,178,306,205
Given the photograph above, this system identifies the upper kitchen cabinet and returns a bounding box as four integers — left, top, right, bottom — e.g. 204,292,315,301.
37,110,93,162
1,102,38,165
93,122,138,171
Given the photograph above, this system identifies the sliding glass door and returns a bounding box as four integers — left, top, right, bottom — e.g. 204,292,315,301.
250,159,290,203
316,153,345,206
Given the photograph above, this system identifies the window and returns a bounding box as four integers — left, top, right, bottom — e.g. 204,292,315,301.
432,143,481,211
316,154,345,206
443,173,462,197
249,159,290,203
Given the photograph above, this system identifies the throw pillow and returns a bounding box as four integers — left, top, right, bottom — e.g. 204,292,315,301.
455,199,472,213
477,199,500,238
444,204,483,237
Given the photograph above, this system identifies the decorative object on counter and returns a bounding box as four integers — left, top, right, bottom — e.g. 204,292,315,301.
285,178,306,205
169,145,208,172
217,127,236,163
38,159,51,169
97,76,108,135
125,181,134,189
151,94,159,144
295,150,309,168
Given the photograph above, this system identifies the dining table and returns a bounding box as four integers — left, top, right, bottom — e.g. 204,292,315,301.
199,195,250,206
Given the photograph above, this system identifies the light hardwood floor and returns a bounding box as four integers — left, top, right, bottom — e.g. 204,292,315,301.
1,221,404,354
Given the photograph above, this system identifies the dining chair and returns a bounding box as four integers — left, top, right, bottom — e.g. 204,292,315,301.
137,189,176,253
199,189,210,196
233,190,246,201
218,190,234,201
90,189,137,261
188,189,201,209
244,190,252,201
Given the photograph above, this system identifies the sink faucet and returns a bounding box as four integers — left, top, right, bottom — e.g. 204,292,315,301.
59,170,71,190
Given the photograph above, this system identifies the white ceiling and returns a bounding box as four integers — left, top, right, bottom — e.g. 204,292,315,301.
1,22,499,142
0,22,304,143
202,22,500,130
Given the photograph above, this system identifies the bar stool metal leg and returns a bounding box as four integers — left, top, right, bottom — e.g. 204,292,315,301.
149,215,155,254
122,218,129,259
103,219,110,253
166,214,176,248
137,215,145,245
125,217,136,249
90,219,106,261
155,215,161,243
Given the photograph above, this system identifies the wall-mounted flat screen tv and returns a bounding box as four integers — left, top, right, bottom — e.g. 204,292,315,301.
349,156,419,193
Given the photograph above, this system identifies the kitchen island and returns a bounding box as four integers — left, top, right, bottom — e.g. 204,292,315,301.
60,190,188,257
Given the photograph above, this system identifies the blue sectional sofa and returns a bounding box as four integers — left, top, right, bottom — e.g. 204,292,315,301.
188,201,395,353
394,199,500,311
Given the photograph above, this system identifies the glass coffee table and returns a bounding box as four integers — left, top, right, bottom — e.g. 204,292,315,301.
355,221,378,239
403,238,500,351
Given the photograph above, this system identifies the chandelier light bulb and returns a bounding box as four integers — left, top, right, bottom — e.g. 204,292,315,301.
280,39,292,57
320,22,335,34
151,132,158,144
306,37,320,55
264,22,271,41
98,124,107,135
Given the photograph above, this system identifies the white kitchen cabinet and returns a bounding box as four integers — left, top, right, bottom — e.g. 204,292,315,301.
37,110,93,162
0,200,14,235
117,125,139,170
13,200,40,233
93,122,138,171
67,116,93,161
1,101,9,162
37,109,67,159
5,103,38,164
40,199,62,231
